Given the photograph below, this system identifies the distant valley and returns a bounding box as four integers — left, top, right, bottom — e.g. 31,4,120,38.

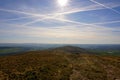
0,44,120,56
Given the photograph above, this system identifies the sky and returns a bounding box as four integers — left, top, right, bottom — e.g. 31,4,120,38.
0,0,120,44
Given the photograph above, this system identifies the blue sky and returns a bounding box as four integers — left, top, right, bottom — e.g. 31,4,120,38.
0,0,120,44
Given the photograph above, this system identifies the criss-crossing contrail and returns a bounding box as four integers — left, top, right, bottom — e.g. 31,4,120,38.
0,2,120,26
0,1,120,27
55,3,120,15
21,2,120,26
89,0,120,15
22,18,47,26
0,2,119,22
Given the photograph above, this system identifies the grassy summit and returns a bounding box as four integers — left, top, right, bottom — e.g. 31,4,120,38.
0,46,120,80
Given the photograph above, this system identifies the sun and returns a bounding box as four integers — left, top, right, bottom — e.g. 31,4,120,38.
57,0,68,7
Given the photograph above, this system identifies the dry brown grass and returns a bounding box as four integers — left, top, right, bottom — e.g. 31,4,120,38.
0,50,120,80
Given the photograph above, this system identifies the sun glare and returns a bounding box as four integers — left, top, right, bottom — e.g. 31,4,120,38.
57,0,68,7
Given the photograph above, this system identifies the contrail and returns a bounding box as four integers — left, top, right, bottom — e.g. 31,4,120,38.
22,15,55,26
89,0,120,15
0,8,46,17
93,20,120,25
22,18,46,26
0,16,36,22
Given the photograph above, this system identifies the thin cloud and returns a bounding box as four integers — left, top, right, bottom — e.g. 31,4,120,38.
1,22,119,43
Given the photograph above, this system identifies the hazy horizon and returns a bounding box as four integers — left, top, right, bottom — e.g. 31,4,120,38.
0,0,120,44
0,42,120,44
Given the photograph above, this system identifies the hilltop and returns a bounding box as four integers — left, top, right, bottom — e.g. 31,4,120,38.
0,46,120,80
50,46,87,54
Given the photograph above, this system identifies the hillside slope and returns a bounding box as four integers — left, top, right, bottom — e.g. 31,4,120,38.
0,46,120,80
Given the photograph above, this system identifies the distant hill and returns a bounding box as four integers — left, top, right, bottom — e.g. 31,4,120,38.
0,46,120,80
50,46,87,54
